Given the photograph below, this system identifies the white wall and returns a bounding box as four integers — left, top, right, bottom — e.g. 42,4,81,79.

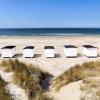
45,49,55,58
2,48,16,58
64,48,77,57
83,47,97,57
23,49,34,58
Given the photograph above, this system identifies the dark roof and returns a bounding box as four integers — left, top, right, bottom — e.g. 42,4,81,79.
64,45,77,48
23,46,34,49
2,46,16,49
83,45,96,48
44,46,55,49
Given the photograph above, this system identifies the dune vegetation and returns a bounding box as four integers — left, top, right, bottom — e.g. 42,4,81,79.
80,77,100,100
53,61,100,90
0,77,12,100
0,59,53,100
2,59,100,100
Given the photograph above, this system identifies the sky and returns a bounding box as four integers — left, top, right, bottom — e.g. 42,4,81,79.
0,0,100,28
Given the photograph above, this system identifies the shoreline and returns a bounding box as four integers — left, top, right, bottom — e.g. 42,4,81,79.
1,34,100,37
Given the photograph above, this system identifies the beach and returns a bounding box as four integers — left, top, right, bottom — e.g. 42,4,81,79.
1,0,100,99
0,35,100,76
1,36,100,100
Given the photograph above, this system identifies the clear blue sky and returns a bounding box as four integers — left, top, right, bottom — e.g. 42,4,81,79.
0,0,100,28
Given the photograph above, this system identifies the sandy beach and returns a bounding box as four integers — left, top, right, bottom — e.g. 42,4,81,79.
0,35,100,77
1,0,100,99
0,36,100,100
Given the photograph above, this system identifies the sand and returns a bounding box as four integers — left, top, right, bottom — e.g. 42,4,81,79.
48,80,82,100
0,35,100,100
0,68,28,100
0,36,100,76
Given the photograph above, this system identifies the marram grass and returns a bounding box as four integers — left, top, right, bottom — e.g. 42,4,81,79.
0,77,12,100
80,77,100,100
0,59,53,100
53,61,100,90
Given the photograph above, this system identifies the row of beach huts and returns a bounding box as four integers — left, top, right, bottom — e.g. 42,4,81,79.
0,45,99,58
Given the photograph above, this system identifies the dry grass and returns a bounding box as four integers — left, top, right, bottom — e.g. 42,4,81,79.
53,61,100,90
80,77,100,100
0,59,53,100
0,77,13,100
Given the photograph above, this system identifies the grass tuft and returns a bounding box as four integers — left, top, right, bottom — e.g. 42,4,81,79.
53,61,100,90
0,59,53,100
80,77,100,100
0,77,12,100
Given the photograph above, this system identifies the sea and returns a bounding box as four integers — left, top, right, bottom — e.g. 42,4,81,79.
0,28,100,36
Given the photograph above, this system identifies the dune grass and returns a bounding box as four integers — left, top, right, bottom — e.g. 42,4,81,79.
80,77,100,100
0,77,12,100
0,59,52,100
53,61,100,90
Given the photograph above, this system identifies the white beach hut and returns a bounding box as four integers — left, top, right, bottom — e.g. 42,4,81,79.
83,45,98,57
23,46,35,58
1,46,16,58
44,46,55,58
64,45,78,57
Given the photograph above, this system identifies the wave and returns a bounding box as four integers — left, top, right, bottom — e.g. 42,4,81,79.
0,33,99,36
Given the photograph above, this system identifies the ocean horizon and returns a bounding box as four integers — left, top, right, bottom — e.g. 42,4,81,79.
0,28,100,36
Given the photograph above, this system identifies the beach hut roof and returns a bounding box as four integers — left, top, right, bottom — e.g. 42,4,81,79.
83,45,96,48
44,46,55,49
23,46,34,49
64,45,77,48
2,46,16,49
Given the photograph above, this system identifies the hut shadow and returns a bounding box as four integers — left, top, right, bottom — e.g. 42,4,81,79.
82,54,98,58
0,54,2,58
97,54,100,57
54,54,62,58
15,54,23,58
34,54,42,58
65,53,82,58
77,53,82,57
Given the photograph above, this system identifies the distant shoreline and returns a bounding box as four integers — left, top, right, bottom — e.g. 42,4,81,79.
0,34,100,37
